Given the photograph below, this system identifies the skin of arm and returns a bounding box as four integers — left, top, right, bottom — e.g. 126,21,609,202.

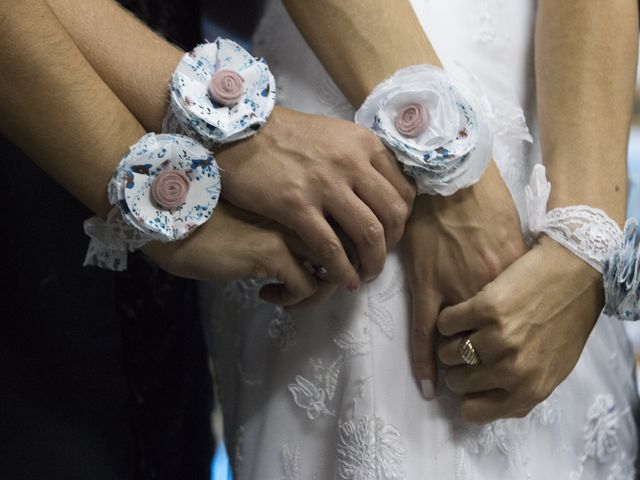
283,0,528,400
435,0,639,423
0,0,320,307
45,0,417,293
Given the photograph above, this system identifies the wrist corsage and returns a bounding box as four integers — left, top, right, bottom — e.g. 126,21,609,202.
84,133,221,271
164,37,276,147
526,163,639,321
355,65,531,196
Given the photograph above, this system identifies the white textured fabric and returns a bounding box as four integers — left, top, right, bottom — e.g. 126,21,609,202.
526,164,624,272
203,1,640,479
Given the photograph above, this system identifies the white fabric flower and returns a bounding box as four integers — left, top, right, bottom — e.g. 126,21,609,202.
355,65,492,196
165,38,276,146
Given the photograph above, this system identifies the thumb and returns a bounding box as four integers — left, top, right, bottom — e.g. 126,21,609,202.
410,287,443,400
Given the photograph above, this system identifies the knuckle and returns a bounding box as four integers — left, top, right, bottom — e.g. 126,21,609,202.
280,189,307,211
353,124,378,148
476,292,505,325
363,220,385,247
318,237,343,262
389,200,410,229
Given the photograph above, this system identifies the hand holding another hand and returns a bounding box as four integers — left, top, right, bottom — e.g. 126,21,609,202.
216,106,416,291
436,235,604,423
403,161,528,398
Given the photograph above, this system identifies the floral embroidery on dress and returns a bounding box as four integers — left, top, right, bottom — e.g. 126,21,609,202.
570,395,632,480
268,306,297,350
364,269,404,340
456,417,527,478
336,414,406,480
530,392,561,427
224,280,298,350
584,394,619,464
288,375,336,419
606,452,635,480
281,445,302,480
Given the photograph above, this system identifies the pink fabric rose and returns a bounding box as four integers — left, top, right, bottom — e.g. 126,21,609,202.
151,171,191,209
207,69,245,106
395,103,429,138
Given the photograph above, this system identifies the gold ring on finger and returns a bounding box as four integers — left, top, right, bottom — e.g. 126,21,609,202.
459,337,480,366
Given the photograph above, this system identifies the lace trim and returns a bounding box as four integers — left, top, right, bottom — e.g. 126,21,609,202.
83,207,149,271
525,164,622,272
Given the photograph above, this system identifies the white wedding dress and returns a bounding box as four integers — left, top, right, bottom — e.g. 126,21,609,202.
202,1,640,478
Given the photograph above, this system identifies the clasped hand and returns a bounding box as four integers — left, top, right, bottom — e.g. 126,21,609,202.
145,106,416,307
404,163,605,423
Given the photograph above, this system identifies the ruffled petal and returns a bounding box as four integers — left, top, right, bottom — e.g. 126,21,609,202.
167,38,276,145
604,218,640,321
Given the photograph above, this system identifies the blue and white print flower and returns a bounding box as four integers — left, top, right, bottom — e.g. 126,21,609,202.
604,218,640,321
165,38,276,146
108,133,221,240
355,65,493,196
84,133,221,271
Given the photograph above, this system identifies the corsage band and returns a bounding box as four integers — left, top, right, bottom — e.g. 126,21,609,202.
355,65,491,196
84,133,221,271
525,164,639,321
163,37,276,147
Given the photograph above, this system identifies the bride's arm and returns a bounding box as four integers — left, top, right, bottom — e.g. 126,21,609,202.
282,0,441,104
284,0,528,398
435,0,639,423
536,0,636,222
0,0,318,306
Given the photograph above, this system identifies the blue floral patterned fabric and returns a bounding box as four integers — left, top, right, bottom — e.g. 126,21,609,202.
165,38,276,146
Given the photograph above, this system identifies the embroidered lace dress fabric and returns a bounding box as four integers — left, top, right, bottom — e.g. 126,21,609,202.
201,1,640,478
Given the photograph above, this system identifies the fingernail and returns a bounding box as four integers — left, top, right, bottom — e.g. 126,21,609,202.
421,379,435,400
348,278,360,292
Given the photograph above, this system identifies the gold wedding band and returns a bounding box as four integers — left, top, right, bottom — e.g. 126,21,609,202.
459,337,480,366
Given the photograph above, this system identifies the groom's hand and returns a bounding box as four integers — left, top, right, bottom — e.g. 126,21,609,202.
216,107,416,292
403,161,527,399
436,236,603,423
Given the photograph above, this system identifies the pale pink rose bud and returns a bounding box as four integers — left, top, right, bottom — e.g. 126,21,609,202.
151,171,190,209
207,69,245,106
395,103,429,138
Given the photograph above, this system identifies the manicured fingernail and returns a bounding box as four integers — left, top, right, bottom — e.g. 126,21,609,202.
421,379,435,400
348,278,360,292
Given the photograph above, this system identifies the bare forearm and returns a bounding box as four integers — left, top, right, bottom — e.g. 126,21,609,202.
282,0,440,107
46,0,182,132
535,0,638,224
0,0,145,216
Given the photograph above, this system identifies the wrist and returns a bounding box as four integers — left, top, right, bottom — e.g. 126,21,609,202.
536,234,604,303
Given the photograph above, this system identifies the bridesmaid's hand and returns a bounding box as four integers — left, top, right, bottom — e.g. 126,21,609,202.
436,236,603,423
403,161,527,398
142,202,324,308
216,106,416,291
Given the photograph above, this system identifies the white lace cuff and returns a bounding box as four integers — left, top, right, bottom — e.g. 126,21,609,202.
355,65,531,196
525,164,622,272
525,164,640,321
164,38,276,147
83,133,221,271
